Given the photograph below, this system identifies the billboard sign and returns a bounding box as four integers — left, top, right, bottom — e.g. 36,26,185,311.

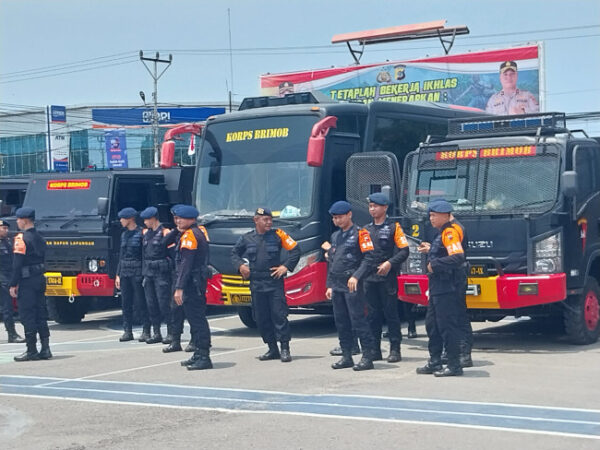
260,44,542,115
92,107,226,126
104,129,128,169
51,105,66,123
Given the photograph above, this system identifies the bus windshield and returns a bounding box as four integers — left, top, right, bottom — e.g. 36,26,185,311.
196,115,318,219
405,143,560,215
26,177,110,218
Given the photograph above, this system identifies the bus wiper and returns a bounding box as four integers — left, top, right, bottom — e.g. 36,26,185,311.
199,215,253,226
59,215,99,229
511,200,552,210
272,217,301,228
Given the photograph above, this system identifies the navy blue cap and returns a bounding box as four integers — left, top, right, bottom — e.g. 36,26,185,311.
140,206,158,219
15,207,35,219
367,192,389,206
170,204,184,216
328,201,352,215
255,207,272,217
118,207,137,219
428,198,453,213
174,205,199,219
0,219,9,228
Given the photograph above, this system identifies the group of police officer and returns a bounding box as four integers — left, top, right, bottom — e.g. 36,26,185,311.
3,194,471,376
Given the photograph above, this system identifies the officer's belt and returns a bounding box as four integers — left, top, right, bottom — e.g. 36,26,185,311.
120,259,142,268
145,259,169,269
329,270,354,279
21,263,45,278
250,270,274,280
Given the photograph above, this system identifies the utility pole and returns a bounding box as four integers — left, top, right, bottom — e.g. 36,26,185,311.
139,51,172,167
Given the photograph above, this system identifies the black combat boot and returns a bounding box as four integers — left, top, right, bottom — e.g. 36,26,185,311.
145,326,163,344
416,359,443,375
14,333,40,362
460,342,473,368
184,341,197,353
331,351,354,369
407,324,417,339
329,346,343,356
280,342,292,363
138,326,151,342
38,337,53,360
258,342,280,361
434,366,463,377
180,353,200,366
330,339,360,356
387,341,402,363
163,338,182,353
187,348,213,371
119,328,134,342
7,324,25,344
353,349,375,371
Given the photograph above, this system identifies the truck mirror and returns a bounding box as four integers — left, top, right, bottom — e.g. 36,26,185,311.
307,116,337,167
208,161,221,185
307,137,325,167
561,171,578,198
160,141,176,168
97,197,109,216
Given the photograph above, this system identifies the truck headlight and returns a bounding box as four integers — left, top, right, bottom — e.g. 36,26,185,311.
88,259,99,273
402,238,424,275
533,233,562,274
288,250,321,276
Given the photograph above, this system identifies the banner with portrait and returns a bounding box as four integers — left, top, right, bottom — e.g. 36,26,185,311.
260,44,542,115
104,129,128,169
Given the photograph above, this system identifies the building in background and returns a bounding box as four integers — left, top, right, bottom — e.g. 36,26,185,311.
0,102,231,176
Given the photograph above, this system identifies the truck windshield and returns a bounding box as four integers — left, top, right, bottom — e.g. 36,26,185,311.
405,143,560,215
196,115,318,219
26,177,110,218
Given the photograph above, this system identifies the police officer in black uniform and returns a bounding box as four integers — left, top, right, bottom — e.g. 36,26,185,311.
1,220,25,344
172,205,213,370
363,193,409,363
140,206,173,345
115,207,150,343
325,201,377,371
10,207,51,361
416,199,469,377
232,207,300,363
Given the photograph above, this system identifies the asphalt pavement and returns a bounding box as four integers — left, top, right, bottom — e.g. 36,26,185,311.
0,310,599,449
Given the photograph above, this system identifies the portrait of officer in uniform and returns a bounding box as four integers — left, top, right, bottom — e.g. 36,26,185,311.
485,61,539,115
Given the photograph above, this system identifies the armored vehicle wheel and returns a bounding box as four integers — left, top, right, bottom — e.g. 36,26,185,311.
564,279,600,345
46,296,89,324
237,306,257,328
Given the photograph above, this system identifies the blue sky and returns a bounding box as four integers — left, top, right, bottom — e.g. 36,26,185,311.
1,0,599,131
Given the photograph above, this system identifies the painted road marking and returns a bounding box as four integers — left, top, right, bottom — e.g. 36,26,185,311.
0,376,598,440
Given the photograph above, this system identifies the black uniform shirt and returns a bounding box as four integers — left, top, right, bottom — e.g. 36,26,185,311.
0,236,13,283
364,218,410,283
117,226,143,277
142,224,172,277
10,228,46,287
174,226,210,290
427,220,467,295
326,225,374,291
231,228,300,292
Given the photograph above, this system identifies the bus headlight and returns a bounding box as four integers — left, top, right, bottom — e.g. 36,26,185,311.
88,259,99,273
402,238,424,275
288,250,321,276
533,233,562,274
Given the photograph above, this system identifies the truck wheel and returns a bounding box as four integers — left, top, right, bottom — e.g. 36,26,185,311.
46,296,89,324
237,307,257,328
563,279,600,345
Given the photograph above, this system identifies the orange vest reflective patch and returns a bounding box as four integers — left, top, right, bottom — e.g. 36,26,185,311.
180,229,198,250
358,228,374,253
275,228,297,251
198,225,210,242
394,222,409,248
13,233,26,255
442,225,464,255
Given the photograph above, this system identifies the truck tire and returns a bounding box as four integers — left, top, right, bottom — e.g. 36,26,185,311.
46,296,89,324
238,307,257,328
563,279,600,345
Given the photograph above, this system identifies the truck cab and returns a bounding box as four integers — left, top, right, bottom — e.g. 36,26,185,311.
398,113,600,344
19,167,194,323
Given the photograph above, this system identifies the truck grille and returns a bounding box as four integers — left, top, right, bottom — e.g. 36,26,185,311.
220,274,249,302
45,258,81,272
